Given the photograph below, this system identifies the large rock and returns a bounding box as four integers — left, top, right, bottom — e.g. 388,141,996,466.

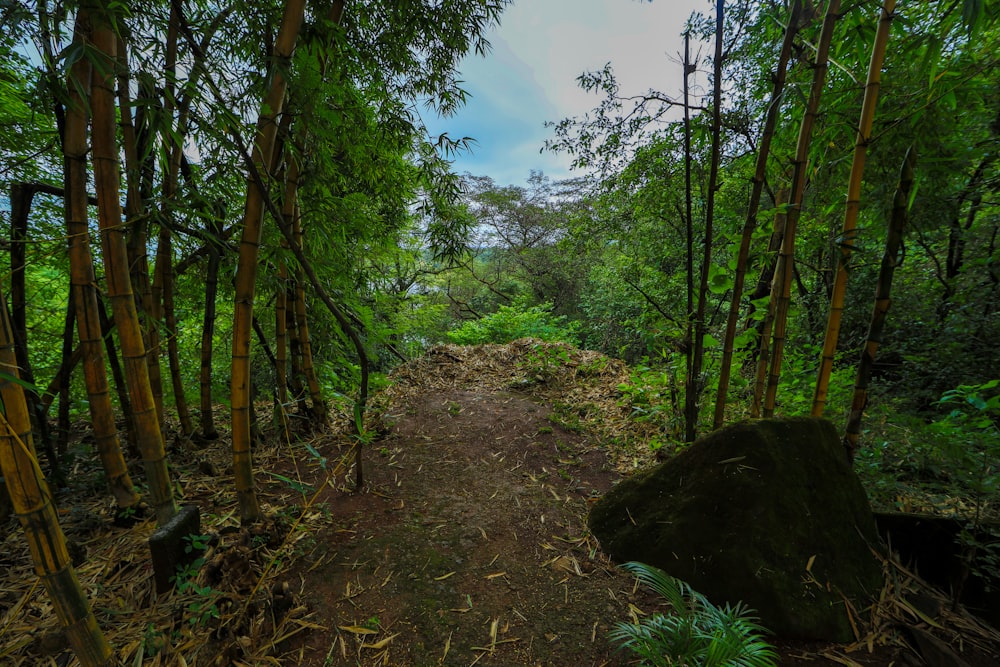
589,417,882,641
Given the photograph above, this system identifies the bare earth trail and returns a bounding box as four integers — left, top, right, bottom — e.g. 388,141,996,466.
6,341,992,665
288,383,646,666
273,342,938,667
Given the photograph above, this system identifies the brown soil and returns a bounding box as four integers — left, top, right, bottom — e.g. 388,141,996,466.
2,341,999,666
271,343,1000,667
286,387,637,666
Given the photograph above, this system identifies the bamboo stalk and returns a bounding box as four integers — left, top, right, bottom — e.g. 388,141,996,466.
63,7,139,509
231,0,307,524
89,2,177,525
276,172,294,439
844,148,915,460
714,0,803,429
687,0,725,440
0,283,112,667
763,0,842,417
291,205,328,425
199,211,223,441
812,0,897,416
117,39,166,429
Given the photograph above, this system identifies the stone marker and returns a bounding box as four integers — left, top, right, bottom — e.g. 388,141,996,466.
149,504,202,594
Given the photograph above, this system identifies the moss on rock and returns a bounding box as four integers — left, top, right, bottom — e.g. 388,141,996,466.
589,417,882,641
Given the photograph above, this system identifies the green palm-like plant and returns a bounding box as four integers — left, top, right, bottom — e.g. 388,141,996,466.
610,562,777,667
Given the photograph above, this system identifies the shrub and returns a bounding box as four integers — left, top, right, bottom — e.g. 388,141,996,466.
445,300,580,345
610,561,776,667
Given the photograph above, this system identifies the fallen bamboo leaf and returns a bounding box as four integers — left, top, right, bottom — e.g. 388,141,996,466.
440,631,451,663
338,625,378,635
434,571,456,581
485,572,507,580
895,598,945,629
361,633,399,650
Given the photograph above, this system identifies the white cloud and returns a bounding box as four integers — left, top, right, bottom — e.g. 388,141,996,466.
425,0,709,186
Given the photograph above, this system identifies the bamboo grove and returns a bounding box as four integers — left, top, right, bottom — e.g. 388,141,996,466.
2,0,999,664
2,0,506,662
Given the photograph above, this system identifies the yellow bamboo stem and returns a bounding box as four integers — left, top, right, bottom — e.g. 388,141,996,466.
0,282,112,667
231,0,307,524
89,3,177,525
116,40,166,429
812,0,897,416
63,9,139,509
763,0,842,417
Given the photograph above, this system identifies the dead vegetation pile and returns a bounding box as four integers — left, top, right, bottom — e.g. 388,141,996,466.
0,414,356,667
376,338,662,473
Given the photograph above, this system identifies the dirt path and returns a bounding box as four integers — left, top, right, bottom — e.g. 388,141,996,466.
6,341,993,666
285,387,644,666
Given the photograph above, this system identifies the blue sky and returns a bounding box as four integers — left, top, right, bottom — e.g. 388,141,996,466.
424,0,708,187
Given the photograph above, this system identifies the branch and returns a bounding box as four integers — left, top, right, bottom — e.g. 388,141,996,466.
621,274,680,327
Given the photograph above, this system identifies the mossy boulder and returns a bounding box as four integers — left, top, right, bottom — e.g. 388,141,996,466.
589,417,882,641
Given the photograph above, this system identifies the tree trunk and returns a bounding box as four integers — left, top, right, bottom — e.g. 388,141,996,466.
9,184,62,483
89,3,177,526
56,289,77,457
10,183,30,375
844,148,915,460
682,32,697,442
97,299,135,448
750,190,789,417
812,0,896,417
200,213,223,441
714,0,802,428
160,5,194,438
287,291,307,413
688,0,724,439
230,0,307,524
763,0,841,417
290,206,328,425
0,286,113,667
276,202,293,437
63,11,139,510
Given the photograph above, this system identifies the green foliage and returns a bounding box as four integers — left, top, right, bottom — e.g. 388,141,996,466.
855,382,994,504
445,300,580,346
171,534,220,628
523,343,572,381
610,562,777,667
617,356,685,448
